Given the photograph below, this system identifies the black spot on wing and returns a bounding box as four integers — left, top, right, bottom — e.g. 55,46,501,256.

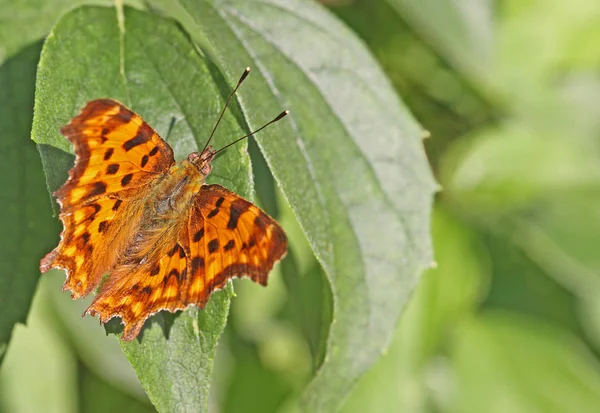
168,244,181,257
192,257,205,272
224,240,235,251
122,131,149,151
98,220,109,233
106,164,119,175
254,215,267,231
87,182,107,197
193,229,204,242
103,148,114,161
150,265,161,276
121,173,133,187
208,239,219,254
227,199,250,229
118,106,133,122
82,203,101,223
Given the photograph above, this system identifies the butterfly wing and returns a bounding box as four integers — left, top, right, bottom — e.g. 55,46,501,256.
40,99,175,298
184,184,288,302
85,184,288,341
85,241,190,341
54,99,175,211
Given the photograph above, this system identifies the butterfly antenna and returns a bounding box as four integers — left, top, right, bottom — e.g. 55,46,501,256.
213,110,289,156
200,67,251,155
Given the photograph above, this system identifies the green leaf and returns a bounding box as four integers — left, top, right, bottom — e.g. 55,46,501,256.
452,312,600,413
146,0,436,411
494,0,600,95
0,39,59,363
280,251,331,371
384,0,493,82
44,269,149,403
0,273,78,413
325,0,499,170
339,205,487,413
0,0,118,64
80,365,156,413
512,191,600,296
219,335,294,413
32,5,255,412
480,231,583,337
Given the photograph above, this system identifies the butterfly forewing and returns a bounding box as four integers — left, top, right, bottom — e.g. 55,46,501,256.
55,99,175,212
41,99,175,298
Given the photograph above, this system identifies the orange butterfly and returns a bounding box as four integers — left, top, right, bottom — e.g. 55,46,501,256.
40,68,288,341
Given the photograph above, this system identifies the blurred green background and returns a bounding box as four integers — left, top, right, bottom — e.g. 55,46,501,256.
3,0,600,412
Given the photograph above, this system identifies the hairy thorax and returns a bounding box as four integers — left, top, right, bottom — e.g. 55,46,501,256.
117,160,203,269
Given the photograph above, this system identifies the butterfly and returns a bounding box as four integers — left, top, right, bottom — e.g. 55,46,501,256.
40,68,288,341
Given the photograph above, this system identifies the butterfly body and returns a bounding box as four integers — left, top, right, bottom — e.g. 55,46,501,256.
40,99,287,341
153,161,203,214
110,160,204,282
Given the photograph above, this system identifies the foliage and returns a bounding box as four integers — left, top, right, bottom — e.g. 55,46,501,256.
2,0,600,413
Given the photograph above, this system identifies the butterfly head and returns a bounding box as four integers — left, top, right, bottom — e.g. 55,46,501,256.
188,146,216,177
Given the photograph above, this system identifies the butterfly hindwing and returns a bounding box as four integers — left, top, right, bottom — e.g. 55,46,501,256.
184,184,288,305
84,184,287,341
40,197,124,297
85,241,189,341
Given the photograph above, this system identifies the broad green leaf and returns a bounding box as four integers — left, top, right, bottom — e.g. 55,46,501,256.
582,294,600,353
0,40,59,363
219,334,294,413
32,5,259,412
248,139,280,217
509,191,600,354
80,361,156,413
146,0,437,411
0,274,78,413
480,231,582,336
45,269,149,401
340,206,486,413
512,191,600,296
385,0,493,83
279,252,331,371
451,312,600,413
0,0,117,64
325,0,499,170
